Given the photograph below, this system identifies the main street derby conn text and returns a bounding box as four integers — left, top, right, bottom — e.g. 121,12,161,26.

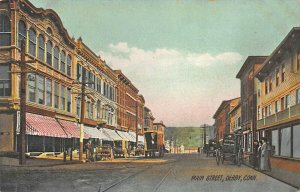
191,175,257,182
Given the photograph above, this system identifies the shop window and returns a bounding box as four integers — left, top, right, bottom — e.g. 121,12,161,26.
60,85,66,110
67,88,71,112
46,41,53,65
27,73,36,102
272,130,279,156
0,64,11,96
18,20,26,49
280,127,291,157
28,28,36,56
37,75,45,104
67,55,71,76
46,78,52,107
293,125,300,158
53,46,59,70
60,51,66,73
38,35,45,62
54,82,59,109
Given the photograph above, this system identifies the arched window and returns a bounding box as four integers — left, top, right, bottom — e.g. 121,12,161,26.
38,35,45,61
46,40,53,65
18,20,26,48
0,14,11,46
60,51,66,73
67,55,72,76
28,28,36,56
53,46,59,70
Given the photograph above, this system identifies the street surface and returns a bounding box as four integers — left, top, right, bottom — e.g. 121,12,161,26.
0,153,298,192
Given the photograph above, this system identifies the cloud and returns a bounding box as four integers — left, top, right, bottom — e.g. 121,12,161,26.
98,42,242,126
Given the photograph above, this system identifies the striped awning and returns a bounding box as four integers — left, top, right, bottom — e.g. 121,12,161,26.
103,128,123,141
58,119,89,139
84,126,112,141
117,131,136,142
129,131,137,141
26,113,67,138
138,135,145,144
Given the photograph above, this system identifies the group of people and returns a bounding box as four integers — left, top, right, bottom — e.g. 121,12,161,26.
253,138,272,171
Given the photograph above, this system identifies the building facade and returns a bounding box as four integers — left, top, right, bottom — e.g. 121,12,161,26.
256,28,300,161
143,106,155,132
236,56,267,152
229,100,241,134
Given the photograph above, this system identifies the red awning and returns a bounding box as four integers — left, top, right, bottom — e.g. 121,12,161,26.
26,113,68,138
57,119,89,139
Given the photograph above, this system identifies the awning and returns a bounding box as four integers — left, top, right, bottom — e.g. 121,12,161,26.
84,126,112,141
138,135,145,144
117,131,135,142
129,131,137,141
26,113,67,138
58,119,89,139
103,128,123,141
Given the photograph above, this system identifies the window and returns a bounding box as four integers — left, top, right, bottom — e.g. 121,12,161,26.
67,88,71,112
60,85,66,110
85,101,89,118
46,41,53,65
77,64,82,81
293,125,300,158
27,73,36,102
60,51,66,73
38,35,45,61
103,82,106,96
76,99,81,118
280,127,291,157
267,105,272,116
297,89,300,104
97,78,101,93
54,82,59,108
276,69,279,86
28,28,36,56
272,130,279,156
0,64,11,96
97,100,101,119
257,106,260,119
0,14,11,46
269,78,272,92
53,46,59,70
264,106,267,117
264,80,268,95
37,75,45,104
281,64,285,82
18,21,26,49
67,55,71,76
275,100,280,113
297,51,300,71
285,94,291,108
90,103,94,119
46,78,52,107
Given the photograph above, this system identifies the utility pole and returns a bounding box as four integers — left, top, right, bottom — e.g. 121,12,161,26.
203,124,207,145
19,40,26,165
136,100,138,147
79,69,86,162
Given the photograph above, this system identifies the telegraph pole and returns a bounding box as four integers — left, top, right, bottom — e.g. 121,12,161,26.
136,101,138,147
19,40,27,165
203,124,207,145
79,69,86,162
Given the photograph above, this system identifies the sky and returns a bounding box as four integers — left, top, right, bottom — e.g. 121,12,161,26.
31,0,300,127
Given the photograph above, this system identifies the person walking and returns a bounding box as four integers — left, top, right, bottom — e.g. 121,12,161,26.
266,141,272,171
85,141,91,162
257,140,263,170
253,140,259,168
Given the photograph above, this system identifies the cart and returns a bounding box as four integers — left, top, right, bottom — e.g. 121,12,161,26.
216,132,243,166
206,139,218,157
144,130,164,158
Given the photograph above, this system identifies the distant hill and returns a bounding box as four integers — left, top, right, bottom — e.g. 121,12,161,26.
165,127,205,147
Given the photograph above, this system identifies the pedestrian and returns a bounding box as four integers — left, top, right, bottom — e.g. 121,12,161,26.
90,141,95,162
253,140,259,168
266,141,272,171
260,138,270,171
257,140,263,170
85,141,91,162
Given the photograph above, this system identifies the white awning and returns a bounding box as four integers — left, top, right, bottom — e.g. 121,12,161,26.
138,135,145,144
103,128,123,141
118,131,136,142
84,126,112,141
116,131,130,141
129,131,137,141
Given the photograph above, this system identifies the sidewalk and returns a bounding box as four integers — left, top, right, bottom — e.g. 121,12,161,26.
243,153,300,189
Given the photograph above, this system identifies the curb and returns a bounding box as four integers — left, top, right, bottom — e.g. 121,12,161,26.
243,161,299,190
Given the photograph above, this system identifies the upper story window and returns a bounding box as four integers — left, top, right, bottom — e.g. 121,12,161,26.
275,69,279,86
37,75,45,105
296,89,300,105
269,78,272,92
281,64,285,82
0,14,11,46
0,64,11,96
46,78,52,107
264,80,268,95
285,94,291,108
297,51,300,71
275,100,280,113
38,35,45,62
67,55,72,76
67,88,71,112
60,51,66,73
27,73,36,102
28,28,36,57
46,40,53,65
18,20,26,49
53,46,59,70
77,64,82,81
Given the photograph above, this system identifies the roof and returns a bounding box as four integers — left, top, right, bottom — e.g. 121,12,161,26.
256,27,300,81
236,56,268,79
213,97,240,119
